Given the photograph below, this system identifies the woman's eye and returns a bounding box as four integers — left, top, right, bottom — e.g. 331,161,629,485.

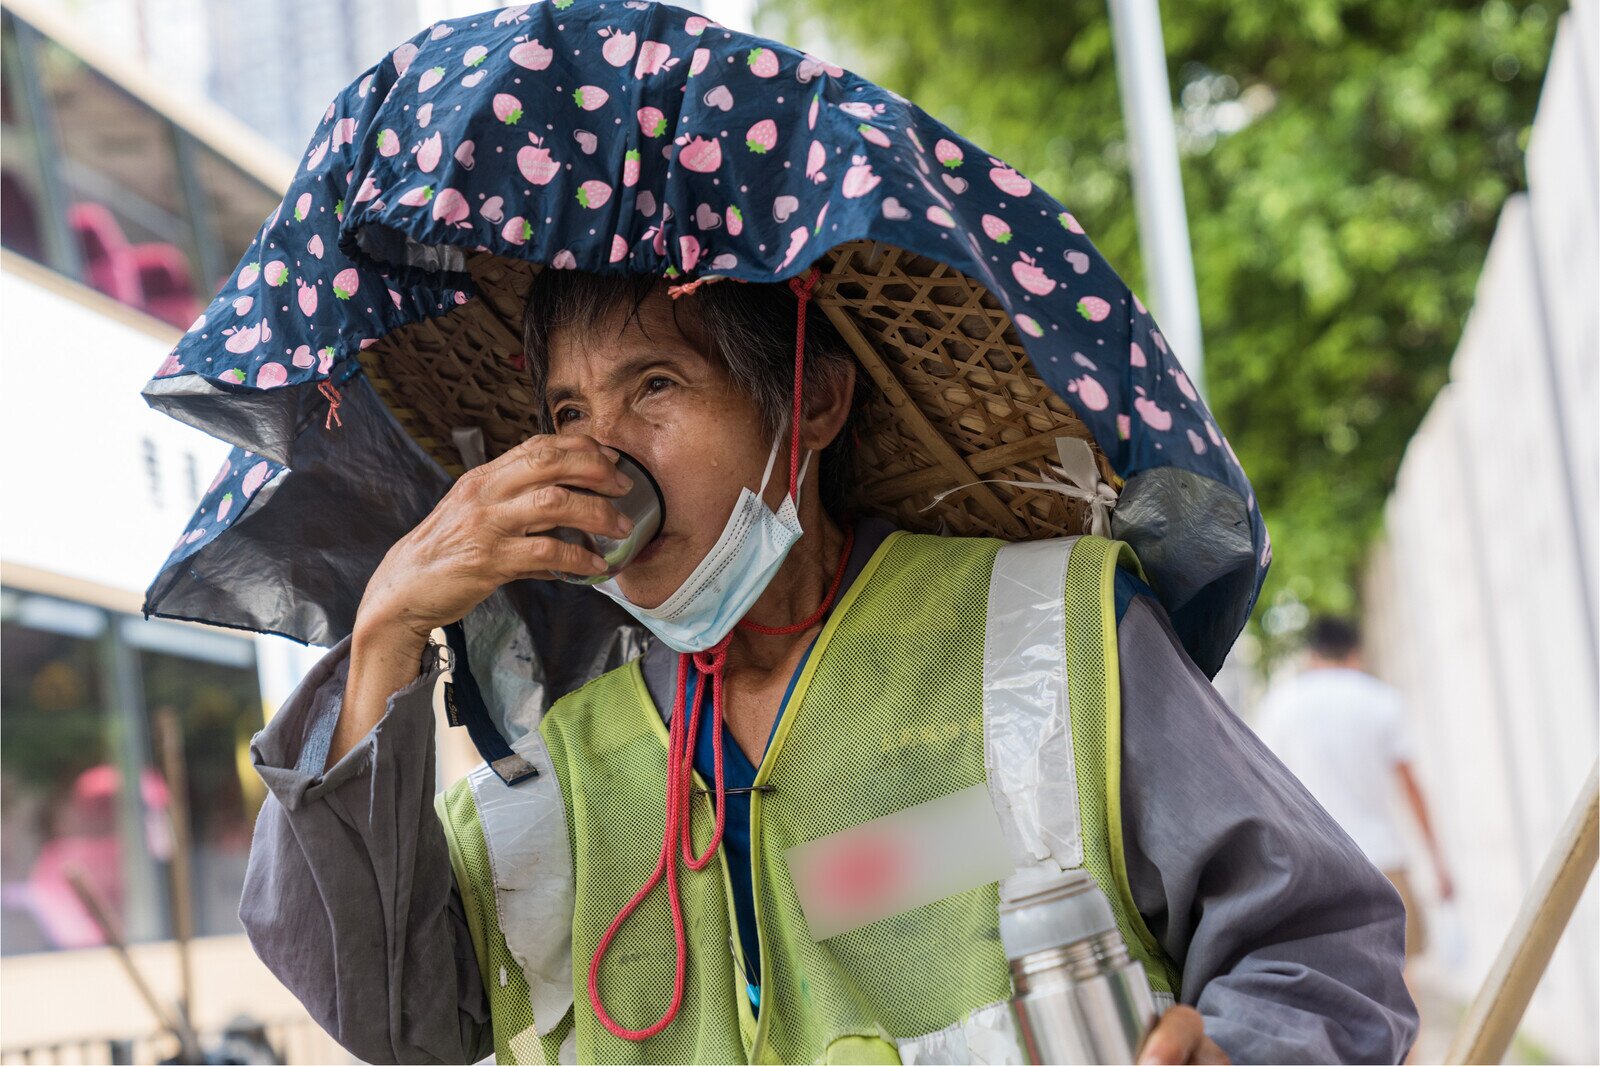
553,407,581,426
644,376,673,395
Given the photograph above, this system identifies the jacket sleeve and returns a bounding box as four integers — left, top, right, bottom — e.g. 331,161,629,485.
238,635,494,1065
1115,594,1420,1064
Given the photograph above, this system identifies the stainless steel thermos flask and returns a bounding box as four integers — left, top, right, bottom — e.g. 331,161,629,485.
549,449,665,584
998,868,1159,1065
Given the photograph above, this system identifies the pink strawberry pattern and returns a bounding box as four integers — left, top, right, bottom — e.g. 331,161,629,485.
746,47,779,77
637,106,668,136
144,0,1265,673
746,118,777,153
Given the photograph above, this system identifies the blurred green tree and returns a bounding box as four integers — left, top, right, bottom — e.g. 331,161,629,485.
760,0,1559,654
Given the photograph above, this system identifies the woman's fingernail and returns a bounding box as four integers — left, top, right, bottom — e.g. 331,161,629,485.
616,514,634,534
615,473,634,491
600,445,621,461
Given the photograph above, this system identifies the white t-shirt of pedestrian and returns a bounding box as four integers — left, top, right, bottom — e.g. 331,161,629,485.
1254,667,1416,871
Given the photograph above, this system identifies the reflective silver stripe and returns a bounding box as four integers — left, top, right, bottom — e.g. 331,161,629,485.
896,992,1179,1065
982,537,1086,875
896,999,1025,1065
467,731,575,1039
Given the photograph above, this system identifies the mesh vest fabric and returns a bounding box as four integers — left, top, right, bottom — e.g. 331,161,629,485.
438,782,575,1064
438,532,1179,1064
1061,537,1185,997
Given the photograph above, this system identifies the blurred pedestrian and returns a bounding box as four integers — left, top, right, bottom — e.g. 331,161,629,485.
1256,617,1455,969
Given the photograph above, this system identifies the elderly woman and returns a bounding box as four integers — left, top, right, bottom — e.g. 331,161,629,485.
240,267,1417,1066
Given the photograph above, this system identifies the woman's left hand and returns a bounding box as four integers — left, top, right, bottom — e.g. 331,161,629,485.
1137,1005,1231,1064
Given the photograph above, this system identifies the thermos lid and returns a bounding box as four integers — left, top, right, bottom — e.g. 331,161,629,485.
997,867,1118,961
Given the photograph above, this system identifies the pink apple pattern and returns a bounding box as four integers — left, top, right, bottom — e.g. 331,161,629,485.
144,0,1265,669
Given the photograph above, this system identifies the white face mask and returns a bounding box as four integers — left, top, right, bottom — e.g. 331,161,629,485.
590,430,812,653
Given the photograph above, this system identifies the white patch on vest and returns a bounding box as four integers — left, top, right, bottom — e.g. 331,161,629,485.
468,731,575,1038
897,998,1025,1064
507,1022,543,1064
558,1026,578,1065
461,588,549,750
499,965,507,988
982,538,1086,877
784,782,1015,941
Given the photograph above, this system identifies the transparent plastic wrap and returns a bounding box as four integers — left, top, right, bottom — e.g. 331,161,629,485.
1110,466,1256,678
465,732,576,1039
896,999,1025,1065
457,578,649,760
141,374,452,646
981,538,1085,874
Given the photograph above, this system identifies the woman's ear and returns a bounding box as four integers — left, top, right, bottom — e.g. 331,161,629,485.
801,359,857,452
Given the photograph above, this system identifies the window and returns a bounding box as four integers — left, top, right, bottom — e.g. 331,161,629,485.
0,13,283,330
193,144,283,289
1,13,54,266
0,590,264,955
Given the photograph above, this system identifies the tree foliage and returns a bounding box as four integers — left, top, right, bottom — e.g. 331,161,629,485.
759,0,1559,650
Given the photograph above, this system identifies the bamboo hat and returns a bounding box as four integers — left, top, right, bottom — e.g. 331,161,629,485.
141,0,1268,679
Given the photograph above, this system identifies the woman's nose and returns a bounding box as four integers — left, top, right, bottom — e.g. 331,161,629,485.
585,408,643,460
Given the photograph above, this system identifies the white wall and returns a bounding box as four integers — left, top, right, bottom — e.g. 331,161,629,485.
1364,10,1599,1060
0,261,325,700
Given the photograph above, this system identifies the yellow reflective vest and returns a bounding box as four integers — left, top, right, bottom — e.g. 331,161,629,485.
439,532,1180,1064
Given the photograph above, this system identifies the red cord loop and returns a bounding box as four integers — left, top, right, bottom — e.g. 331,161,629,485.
587,520,854,1042
783,266,821,497
589,264,831,1042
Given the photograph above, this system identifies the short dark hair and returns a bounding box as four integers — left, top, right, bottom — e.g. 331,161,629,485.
521,270,860,516
1307,617,1360,660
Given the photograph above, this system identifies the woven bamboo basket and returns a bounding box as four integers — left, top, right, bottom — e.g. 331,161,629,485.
358,239,1119,541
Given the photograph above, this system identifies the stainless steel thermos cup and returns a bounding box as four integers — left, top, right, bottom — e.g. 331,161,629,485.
550,449,665,584
999,868,1159,1065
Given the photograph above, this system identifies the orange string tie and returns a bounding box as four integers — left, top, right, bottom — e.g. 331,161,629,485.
318,381,343,430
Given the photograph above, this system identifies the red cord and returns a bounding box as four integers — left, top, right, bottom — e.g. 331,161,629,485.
784,266,821,497
588,268,843,1040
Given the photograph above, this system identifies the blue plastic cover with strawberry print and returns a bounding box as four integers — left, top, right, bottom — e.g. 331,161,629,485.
141,0,1269,678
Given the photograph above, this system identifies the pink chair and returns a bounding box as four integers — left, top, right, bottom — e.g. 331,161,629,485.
67,201,144,306
130,241,203,329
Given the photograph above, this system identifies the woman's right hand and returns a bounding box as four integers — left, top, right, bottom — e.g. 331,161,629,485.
356,432,635,644
326,434,633,770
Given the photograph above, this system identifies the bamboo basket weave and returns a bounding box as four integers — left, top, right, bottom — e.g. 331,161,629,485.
359,239,1118,541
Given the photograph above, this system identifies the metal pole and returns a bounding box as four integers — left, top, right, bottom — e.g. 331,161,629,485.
1106,0,1207,398
155,708,198,1056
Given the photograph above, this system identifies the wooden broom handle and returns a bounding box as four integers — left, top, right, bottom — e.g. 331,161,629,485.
1446,760,1598,1064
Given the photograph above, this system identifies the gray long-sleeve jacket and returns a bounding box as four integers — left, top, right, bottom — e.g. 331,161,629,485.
239,544,1418,1065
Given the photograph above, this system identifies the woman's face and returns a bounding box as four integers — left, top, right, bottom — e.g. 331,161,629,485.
544,285,782,608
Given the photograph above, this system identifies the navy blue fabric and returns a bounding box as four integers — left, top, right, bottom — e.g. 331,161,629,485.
1114,566,1160,626
138,0,1269,681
